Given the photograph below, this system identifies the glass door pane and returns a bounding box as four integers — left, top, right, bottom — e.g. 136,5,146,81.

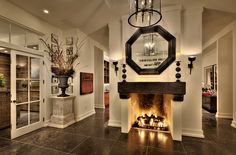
16,104,29,128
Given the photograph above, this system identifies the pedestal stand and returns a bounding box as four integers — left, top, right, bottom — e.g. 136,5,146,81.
49,96,75,128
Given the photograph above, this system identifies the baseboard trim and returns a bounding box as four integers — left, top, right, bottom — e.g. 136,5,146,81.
231,120,236,128
108,120,121,127
94,104,105,109
44,119,50,127
216,112,233,119
75,109,96,122
48,120,75,128
182,128,204,138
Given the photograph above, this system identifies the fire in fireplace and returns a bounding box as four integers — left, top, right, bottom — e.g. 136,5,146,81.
133,113,168,131
131,94,170,132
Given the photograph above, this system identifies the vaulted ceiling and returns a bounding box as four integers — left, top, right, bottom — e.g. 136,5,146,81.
7,0,236,48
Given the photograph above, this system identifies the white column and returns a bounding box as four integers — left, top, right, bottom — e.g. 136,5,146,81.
171,100,182,141
121,98,132,133
108,20,122,127
231,27,236,128
217,33,233,119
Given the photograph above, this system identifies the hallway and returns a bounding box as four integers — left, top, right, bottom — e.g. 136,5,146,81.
0,109,235,155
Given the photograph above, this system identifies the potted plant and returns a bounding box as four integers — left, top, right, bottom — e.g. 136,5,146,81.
40,37,85,97
0,73,6,88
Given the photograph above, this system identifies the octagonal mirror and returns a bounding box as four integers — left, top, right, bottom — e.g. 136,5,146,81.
126,25,176,75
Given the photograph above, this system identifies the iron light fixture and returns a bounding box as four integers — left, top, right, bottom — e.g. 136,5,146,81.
113,61,119,76
128,0,162,28
188,56,196,75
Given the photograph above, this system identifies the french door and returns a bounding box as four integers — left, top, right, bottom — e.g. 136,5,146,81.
11,50,43,139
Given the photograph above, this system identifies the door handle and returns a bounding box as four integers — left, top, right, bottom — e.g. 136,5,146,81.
12,100,16,103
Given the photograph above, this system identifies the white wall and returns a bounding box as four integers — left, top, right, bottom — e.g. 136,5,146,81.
0,0,61,36
94,46,104,109
0,0,109,125
0,0,63,124
108,5,204,138
217,32,233,118
63,28,108,121
203,20,236,127
202,43,217,83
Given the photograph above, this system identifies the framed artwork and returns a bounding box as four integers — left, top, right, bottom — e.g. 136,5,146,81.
66,37,73,45
51,76,58,83
68,77,73,84
66,46,73,55
67,85,73,94
51,33,58,44
80,72,93,95
51,86,59,94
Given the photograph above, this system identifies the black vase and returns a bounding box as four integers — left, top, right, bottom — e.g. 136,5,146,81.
58,76,69,97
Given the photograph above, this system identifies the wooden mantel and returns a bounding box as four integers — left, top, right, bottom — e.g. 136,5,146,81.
118,82,186,101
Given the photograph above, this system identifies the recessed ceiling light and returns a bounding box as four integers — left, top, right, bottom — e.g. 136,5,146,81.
43,9,49,14
4,50,8,53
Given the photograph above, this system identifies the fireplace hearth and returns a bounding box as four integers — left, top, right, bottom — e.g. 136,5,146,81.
133,114,168,131
118,81,186,141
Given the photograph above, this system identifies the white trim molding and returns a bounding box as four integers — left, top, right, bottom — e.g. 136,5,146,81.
44,119,50,127
182,128,204,138
108,119,121,127
216,112,233,119
231,120,236,128
48,120,75,128
94,104,105,109
75,109,95,122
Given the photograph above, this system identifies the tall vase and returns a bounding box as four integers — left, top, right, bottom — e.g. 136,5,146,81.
58,76,69,97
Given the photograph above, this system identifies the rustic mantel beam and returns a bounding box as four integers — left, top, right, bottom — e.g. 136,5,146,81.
118,82,186,101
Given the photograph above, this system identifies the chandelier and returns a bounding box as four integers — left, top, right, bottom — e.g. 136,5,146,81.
143,33,158,56
128,0,162,28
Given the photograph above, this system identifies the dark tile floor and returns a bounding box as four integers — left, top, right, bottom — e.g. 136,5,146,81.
0,109,236,155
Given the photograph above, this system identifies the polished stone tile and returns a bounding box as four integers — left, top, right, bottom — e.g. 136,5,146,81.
43,132,88,153
148,132,185,153
1,108,236,155
0,128,10,139
30,147,70,155
182,139,228,155
91,126,121,140
71,137,115,155
109,141,147,155
147,147,187,155
0,137,12,150
0,141,39,155
118,129,150,146
16,129,62,146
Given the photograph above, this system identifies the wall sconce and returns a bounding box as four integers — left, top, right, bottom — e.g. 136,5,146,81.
188,56,196,74
113,61,119,76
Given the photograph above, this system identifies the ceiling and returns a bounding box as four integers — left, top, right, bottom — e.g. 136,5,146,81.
7,0,236,48
203,8,236,43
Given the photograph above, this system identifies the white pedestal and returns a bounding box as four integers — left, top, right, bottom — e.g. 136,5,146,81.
48,96,76,128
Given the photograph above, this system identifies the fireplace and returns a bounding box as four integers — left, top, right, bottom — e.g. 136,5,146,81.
118,82,186,141
131,94,170,132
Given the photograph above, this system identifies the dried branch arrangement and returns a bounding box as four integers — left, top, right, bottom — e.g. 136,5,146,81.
40,37,85,76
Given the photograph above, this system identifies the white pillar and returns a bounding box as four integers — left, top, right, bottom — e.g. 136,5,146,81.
108,20,122,127
121,98,132,133
231,26,236,128
217,33,233,119
171,100,182,141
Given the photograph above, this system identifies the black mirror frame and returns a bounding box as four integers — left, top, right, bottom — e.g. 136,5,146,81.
125,25,176,75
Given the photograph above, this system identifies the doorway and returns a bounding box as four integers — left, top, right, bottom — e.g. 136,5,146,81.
0,50,11,138
0,48,44,139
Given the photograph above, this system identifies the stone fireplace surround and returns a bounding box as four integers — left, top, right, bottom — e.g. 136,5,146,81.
118,81,186,141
